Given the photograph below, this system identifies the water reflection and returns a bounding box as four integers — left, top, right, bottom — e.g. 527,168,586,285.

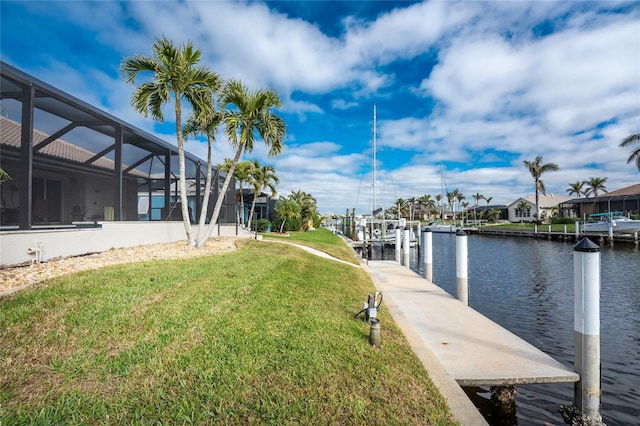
368,235,639,425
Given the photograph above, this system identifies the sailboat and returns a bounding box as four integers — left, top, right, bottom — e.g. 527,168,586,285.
355,105,417,243
425,164,459,233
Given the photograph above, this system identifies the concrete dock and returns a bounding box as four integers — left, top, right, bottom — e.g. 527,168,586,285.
364,259,579,425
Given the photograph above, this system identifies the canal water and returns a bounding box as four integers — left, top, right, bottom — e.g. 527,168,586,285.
370,233,639,425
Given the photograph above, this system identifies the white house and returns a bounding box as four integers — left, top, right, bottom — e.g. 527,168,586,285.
507,194,572,223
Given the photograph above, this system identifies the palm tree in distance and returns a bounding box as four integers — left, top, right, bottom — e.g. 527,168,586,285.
246,161,279,231
584,177,608,197
122,37,221,245
516,200,530,224
275,198,301,233
198,79,286,247
216,159,255,227
566,181,585,198
620,133,640,172
418,194,435,221
484,196,493,205
523,156,560,224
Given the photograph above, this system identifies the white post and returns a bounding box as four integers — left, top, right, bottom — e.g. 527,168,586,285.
423,228,433,282
403,226,411,268
573,238,602,424
455,230,469,305
394,226,401,264
575,221,580,240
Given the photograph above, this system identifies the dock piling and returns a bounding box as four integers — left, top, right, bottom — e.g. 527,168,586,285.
403,226,410,268
394,226,401,264
455,230,469,305
571,238,603,425
423,228,433,282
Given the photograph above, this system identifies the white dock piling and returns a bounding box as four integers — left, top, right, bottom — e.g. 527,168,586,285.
575,221,580,240
403,226,411,268
394,226,401,264
573,238,602,424
423,228,433,282
456,230,469,305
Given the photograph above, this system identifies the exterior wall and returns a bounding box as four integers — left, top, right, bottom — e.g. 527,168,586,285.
508,199,535,222
0,222,249,267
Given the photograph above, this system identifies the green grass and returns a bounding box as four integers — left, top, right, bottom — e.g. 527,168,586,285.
263,227,360,264
1,239,455,425
481,223,577,232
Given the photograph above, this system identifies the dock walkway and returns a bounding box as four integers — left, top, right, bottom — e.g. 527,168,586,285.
363,260,579,424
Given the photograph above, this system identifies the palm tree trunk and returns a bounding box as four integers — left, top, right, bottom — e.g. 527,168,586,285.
175,98,193,244
247,194,258,231
194,136,214,244
195,144,244,248
280,218,286,233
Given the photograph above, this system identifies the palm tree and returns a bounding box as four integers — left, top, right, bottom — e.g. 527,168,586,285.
484,196,493,205
472,193,484,223
246,161,279,230
583,176,608,197
566,181,585,198
405,197,417,222
198,79,286,247
216,159,254,227
446,189,460,226
121,37,221,245
275,198,301,233
620,133,640,172
418,194,435,221
183,108,224,240
523,156,560,224
289,190,317,230
516,200,530,223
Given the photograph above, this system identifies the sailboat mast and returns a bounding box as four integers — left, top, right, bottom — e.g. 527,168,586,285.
372,104,376,221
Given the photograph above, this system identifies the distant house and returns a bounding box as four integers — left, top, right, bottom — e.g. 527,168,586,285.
507,194,571,223
559,183,640,219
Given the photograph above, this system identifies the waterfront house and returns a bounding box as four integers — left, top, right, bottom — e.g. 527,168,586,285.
559,183,640,219
0,62,239,266
507,194,571,223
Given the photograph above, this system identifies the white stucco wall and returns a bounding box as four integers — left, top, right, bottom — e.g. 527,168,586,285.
0,222,248,267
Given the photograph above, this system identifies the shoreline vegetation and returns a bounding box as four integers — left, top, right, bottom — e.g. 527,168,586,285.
0,229,457,424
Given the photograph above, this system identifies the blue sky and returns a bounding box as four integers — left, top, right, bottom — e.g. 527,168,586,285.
1,1,639,214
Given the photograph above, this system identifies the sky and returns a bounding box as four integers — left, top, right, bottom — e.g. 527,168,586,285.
1,0,639,214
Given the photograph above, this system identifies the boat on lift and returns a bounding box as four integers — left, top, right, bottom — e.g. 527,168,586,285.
580,212,640,234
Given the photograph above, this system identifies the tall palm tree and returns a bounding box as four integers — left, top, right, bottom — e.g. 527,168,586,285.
523,156,560,224
484,196,493,205
516,200,530,223
121,37,221,245
275,198,301,233
583,176,608,197
216,159,254,227
418,194,435,221
198,79,286,247
183,108,224,239
566,181,585,198
247,161,279,230
405,197,417,222
620,133,640,172
472,193,484,223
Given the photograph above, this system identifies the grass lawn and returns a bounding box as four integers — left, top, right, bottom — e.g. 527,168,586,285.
481,222,577,232
262,227,360,265
1,237,456,424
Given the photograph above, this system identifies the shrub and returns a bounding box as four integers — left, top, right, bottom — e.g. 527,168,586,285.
252,218,271,233
551,217,575,224
272,217,300,233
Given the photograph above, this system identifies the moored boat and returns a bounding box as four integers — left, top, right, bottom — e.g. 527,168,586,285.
580,212,640,234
